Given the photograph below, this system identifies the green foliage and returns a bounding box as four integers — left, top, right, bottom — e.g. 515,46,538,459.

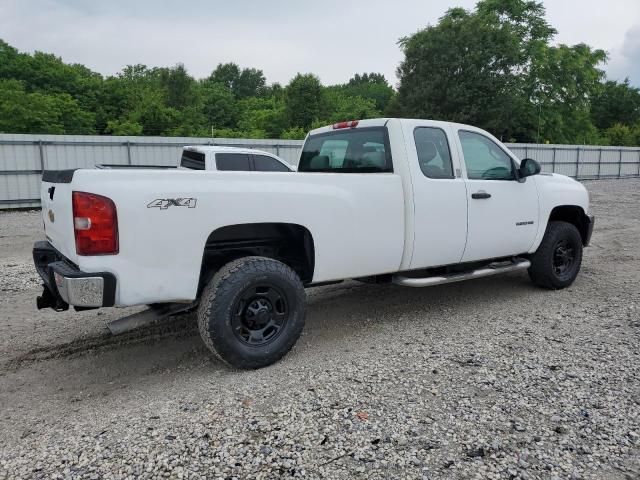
396,0,556,140
528,43,607,144
0,41,390,139
342,73,395,111
105,119,143,136
158,64,197,109
280,127,306,140
393,0,623,145
324,89,379,123
0,9,639,146
200,81,239,130
603,123,637,147
0,79,94,134
0,79,64,134
129,95,178,136
209,63,266,98
52,93,96,134
591,80,640,131
236,97,287,138
285,74,325,130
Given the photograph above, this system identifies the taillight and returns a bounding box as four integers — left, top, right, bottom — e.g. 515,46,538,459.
332,120,359,129
72,191,119,255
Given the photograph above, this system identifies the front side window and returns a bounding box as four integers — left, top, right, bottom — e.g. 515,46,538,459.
216,153,251,171
299,127,392,173
253,155,291,172
458,131,514,180
414,127,454,179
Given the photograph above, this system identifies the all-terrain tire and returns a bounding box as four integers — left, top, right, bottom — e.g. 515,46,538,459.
528,221,583,289
197,256,306,369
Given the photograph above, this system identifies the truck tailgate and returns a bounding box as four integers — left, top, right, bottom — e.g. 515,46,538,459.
40,170,77,263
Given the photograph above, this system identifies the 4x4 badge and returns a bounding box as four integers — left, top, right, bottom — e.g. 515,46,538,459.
147,198,197,210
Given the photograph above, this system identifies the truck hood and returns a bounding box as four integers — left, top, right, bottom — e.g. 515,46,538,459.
540,172,581,185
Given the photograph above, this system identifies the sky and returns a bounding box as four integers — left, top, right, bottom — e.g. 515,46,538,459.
1,0,639,87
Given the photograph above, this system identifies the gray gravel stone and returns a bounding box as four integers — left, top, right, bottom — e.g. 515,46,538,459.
0,180,639,479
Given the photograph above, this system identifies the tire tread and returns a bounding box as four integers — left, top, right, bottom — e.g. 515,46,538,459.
197,256,305,369
528,221,583,289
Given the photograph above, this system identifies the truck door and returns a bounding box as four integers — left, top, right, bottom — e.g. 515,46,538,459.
454,128,539,262
404,122,468,269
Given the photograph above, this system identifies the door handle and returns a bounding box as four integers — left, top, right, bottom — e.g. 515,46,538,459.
472,191,491,199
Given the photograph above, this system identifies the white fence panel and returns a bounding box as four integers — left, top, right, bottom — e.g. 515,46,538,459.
1,134,639,209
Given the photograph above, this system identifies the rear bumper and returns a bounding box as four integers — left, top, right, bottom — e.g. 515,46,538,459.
33,241,116,311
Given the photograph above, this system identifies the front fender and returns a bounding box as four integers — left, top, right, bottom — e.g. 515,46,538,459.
529,174,590,253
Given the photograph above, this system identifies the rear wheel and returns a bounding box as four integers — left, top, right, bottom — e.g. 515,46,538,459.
528,221,583,289
197,256,306,369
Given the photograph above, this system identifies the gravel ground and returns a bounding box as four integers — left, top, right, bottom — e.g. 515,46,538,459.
0,179,639,480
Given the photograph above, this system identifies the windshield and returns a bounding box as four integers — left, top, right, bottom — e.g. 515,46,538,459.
298,127,392,173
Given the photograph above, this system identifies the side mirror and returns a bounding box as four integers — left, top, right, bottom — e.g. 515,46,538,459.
519,158,541,178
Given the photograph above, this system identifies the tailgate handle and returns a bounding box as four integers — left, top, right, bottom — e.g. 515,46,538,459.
48,186,55,200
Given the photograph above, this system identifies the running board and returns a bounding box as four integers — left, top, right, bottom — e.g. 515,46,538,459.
392,259,531,288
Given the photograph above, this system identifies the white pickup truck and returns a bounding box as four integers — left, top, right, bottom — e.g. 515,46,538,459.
34,119,594,368
178,146,294,172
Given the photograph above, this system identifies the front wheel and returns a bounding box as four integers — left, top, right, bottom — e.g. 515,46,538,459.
197,256,306,369
528,221,583,289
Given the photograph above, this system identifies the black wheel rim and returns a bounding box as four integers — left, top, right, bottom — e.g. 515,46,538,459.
552,239,575,278
231,284,288,347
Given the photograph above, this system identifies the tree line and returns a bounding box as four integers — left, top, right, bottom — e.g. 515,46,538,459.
1,0,639,145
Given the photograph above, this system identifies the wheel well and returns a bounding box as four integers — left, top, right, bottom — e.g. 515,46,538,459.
548,206,590,245
198,223,315,292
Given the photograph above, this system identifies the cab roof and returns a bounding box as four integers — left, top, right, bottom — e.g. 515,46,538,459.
307,118,488,137
183,145,278,157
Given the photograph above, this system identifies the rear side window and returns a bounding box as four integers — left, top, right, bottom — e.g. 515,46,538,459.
414,127,454,179
216,153,251,171
299,127,392,173
180,150,205,170
253,155,290,172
